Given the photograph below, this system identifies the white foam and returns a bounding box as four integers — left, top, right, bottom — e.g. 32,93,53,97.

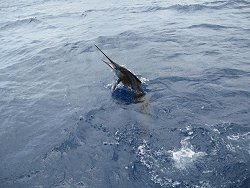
169,137,206,170
137,140,154,169
104,83,112,89
138,144,146,155
140,77,149,84
227,132,250,141
137,139,207,186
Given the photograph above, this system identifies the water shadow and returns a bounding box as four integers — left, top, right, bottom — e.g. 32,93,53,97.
111,87,147,105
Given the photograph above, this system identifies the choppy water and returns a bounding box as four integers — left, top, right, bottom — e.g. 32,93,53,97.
0,0,250,187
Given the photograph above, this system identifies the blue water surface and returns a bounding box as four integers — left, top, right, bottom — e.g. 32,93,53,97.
0,0,250,187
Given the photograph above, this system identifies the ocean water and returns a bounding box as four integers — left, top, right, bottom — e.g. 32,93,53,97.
0,0,250,187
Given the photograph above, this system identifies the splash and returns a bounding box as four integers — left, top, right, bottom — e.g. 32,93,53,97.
169,137,207,170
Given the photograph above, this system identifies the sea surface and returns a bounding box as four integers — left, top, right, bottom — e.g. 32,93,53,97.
0,0,250,187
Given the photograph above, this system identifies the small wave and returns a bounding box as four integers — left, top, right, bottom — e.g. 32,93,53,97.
205,0,227,5
202,68,249,81
81,8,107,17
224,0,250,6
140,6,168,13
221,89,250,98
152,76,200,83
167,4,222,12
188,24,234,30
0,170,41,185
168,0,250,12
96,31,141,49
128,5,167,13
128,0,249,14
202,50,220,55
129,2,230,14
1,18,41,30
130,4,220,14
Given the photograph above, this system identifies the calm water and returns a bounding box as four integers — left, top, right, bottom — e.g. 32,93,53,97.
0,0,250,187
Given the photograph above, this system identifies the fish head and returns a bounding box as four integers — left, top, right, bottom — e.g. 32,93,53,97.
114,68,123,78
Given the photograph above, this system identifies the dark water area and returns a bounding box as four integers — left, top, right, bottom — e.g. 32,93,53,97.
0,0,250,187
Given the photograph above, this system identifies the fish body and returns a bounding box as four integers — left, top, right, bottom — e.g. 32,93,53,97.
95,45,144,97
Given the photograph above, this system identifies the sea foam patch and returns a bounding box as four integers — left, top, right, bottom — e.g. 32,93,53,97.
169,137,207,170
137,140,181,187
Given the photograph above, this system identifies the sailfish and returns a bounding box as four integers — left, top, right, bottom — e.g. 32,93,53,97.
95,45,144,97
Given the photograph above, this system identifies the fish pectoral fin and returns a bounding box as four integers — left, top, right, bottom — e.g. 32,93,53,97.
112,78,121,91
